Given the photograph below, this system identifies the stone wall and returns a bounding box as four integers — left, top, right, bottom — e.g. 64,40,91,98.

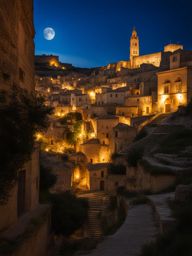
127,165,176,193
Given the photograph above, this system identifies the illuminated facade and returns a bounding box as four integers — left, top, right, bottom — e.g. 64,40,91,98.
157,67,192,113
106,28,184,71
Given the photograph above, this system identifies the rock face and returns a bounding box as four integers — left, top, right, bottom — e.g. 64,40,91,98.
0,1,51,256
175,184,192,202
0,0,35,93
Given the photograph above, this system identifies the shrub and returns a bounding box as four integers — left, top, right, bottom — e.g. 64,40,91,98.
0,87,51,202
40,165,57,191
50,192,88,236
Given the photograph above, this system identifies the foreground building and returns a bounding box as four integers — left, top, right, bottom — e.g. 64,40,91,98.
0,1,50,255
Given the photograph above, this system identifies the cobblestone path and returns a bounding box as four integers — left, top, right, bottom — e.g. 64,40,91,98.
79,204,157,256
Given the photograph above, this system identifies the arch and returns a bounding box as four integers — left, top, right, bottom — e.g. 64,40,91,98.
164,80,171,84
164,98,171,113
175,77,182,83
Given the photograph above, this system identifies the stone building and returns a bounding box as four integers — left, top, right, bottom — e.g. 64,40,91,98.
0,1,50,255
157,67,192,113
86,163,109,191
112,123,137,153
95,115,119,146
80,139,110,164
105,28,183,71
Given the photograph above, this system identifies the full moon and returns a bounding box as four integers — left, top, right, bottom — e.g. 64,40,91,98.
44,27,55,41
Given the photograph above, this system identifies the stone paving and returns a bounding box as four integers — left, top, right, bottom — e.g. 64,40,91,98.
148,192,175,233
79,204,157,256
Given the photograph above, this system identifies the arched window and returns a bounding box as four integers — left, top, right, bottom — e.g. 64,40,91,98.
175,78,182,92
164,80,170,94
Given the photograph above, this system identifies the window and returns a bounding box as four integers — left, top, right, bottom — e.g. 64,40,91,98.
115,131,118,138
106,133,109,138
172,56,177,62
101,171,104,178
175,78,182,93
164,85,170,94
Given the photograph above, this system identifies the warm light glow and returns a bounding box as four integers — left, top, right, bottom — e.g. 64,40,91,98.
88,91,96,102
74,168,81,181
177,93,183,102
35,132,43,141
161,95,168,104
90,132,96,138
50,60,59,67
72,105,77,111
55,111,65,117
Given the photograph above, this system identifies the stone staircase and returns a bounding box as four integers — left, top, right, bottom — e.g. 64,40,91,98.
138,113,170,131
78,192,110,239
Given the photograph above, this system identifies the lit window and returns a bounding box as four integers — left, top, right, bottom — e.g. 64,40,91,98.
164,85,170,94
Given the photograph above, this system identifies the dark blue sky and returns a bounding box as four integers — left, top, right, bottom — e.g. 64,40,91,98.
34,0,192,67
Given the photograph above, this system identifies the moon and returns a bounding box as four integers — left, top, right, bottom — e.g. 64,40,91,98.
44,27,55,41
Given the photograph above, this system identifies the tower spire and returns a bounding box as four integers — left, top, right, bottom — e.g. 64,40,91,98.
130,27,139,68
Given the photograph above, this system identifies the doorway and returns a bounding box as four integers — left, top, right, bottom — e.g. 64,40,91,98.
100,180,105,191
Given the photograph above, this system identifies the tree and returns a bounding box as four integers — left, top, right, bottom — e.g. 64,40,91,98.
0,87,52,203
40,165,57,191
50,192,88,236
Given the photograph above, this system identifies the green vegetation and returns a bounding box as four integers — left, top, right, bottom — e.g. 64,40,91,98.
59,238,97,256
140,198,192,256
108,196,118,210
39,165,88,237
101,197,127,236
60,112,83,146
50,192,88,236
40,165,57,191
0,87,52,203
60,112,82,126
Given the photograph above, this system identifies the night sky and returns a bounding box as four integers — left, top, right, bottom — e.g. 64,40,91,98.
34,0,192,68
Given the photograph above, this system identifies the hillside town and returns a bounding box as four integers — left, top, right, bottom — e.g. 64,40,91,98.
35,28,192,194
0,1,192,256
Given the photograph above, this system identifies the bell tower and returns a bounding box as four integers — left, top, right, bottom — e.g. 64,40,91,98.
130,27,139,68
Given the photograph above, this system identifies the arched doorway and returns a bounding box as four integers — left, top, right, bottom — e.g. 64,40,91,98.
164,98,171,113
